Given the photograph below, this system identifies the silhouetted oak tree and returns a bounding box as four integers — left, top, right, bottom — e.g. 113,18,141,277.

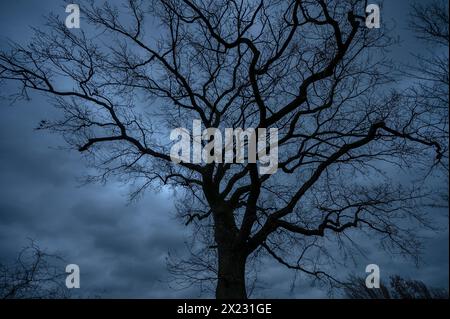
0,0,447,298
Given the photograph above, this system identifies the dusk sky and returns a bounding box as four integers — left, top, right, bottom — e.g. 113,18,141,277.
0,0,448,298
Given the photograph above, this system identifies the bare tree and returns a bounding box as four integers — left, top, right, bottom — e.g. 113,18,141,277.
0,240,69,299
0,0,447,298
410,0,448,46
344,275,448,299
406,0,449,175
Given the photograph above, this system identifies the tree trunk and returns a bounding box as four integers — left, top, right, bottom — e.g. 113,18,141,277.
210,201,248,299
216,247,247,299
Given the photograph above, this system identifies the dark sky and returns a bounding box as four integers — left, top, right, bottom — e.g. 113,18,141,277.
0,0,448,298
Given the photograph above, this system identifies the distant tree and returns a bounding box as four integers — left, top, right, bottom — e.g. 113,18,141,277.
0,240,69,299
406,0,449,176
0,0,447,298
410,0,448,46
344,275,448,299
